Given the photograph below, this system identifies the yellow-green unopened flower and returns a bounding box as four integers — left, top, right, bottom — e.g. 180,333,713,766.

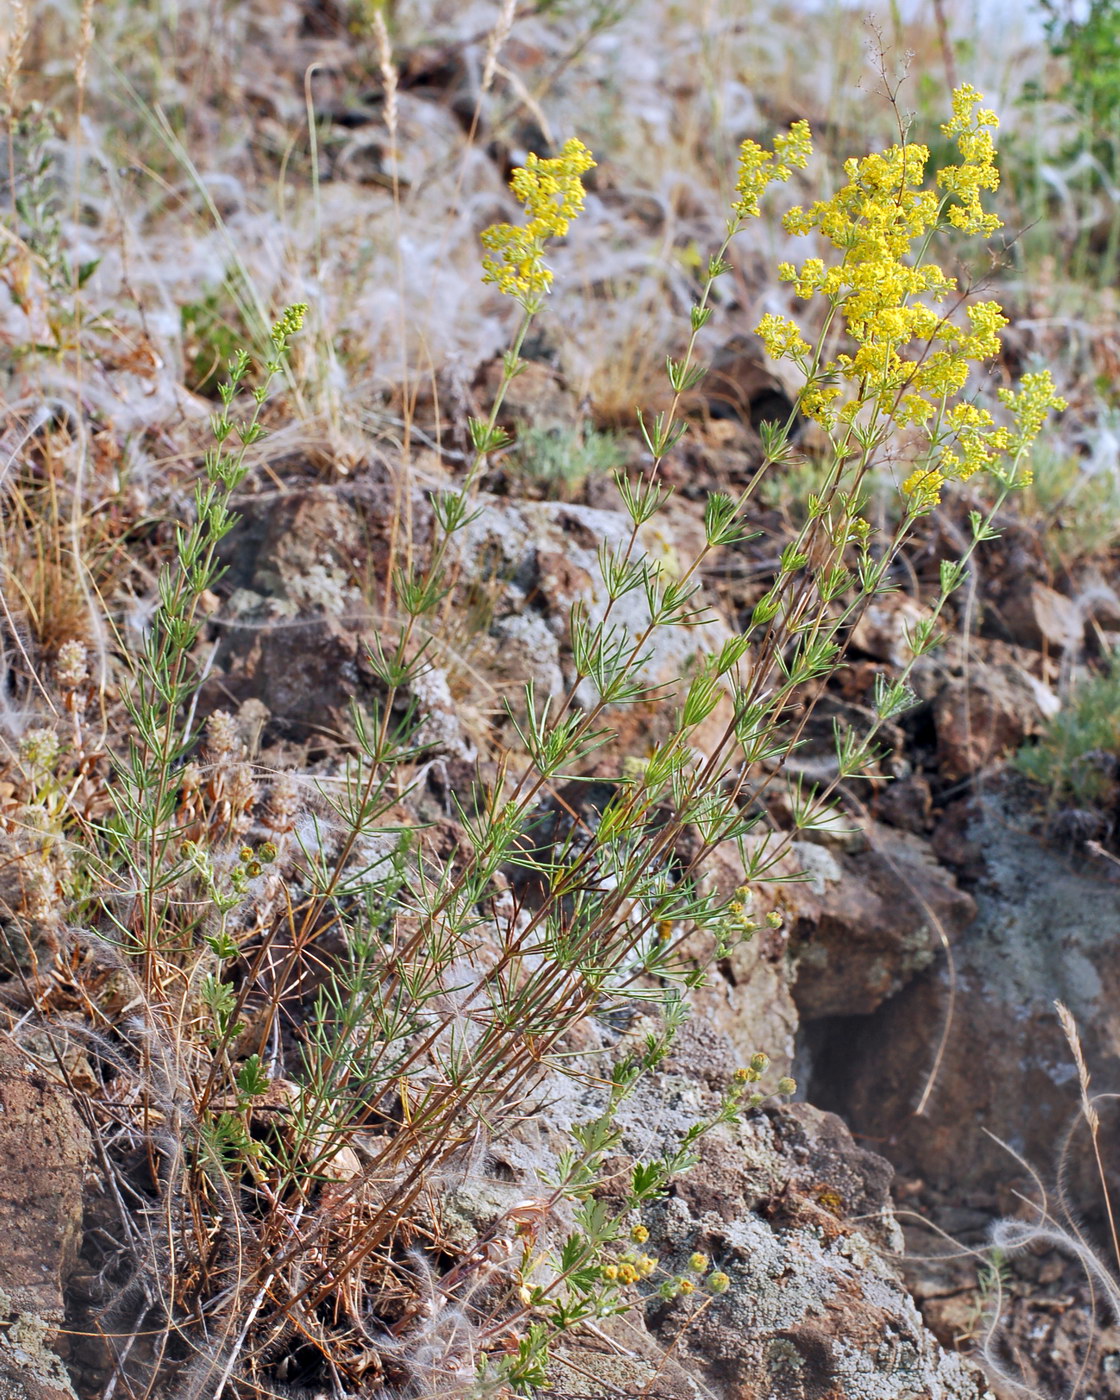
271,303,307,342
688,1251,709,1273
706,1270,731,1294
481,138,596,309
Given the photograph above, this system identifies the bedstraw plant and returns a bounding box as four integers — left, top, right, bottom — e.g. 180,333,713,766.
7,86,1061,1400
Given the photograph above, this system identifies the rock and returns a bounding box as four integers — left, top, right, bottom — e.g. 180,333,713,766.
215,482,386,737
534,1054,991,1400
456,494,736,751
934,663,1059,784
686,840,800,1077
643,1205,988,1400
808,785,1120,1215
700,333,796,433
789,823,976,1019
214,478,482,757
0,1298,80,1400
874,774,934,834
0,1047,89,1320
851,593,932,668
0,1044,90,1400
1000,580,1082,654
438,997,992,1400
216,476,733,757
486,612,564,696
222,610,369,737
1076,568,1120,630
481,357,577,432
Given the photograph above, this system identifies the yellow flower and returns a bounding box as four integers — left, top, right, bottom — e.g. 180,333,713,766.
998,370,1067,452
765,86,1020,477
938,85,1002,236
733,120,812,220
902,467,945,513
481,138,596,308
756,312,810,362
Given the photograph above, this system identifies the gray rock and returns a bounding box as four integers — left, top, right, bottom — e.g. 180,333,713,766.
811,786,1120,1211
790,822,977,1019
0,1046,90,1400
456,495,735,748
514,1024,992,1400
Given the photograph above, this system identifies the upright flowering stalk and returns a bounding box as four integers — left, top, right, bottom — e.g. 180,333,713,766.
482,138,596,312
367,141,597,769
469,137,596,461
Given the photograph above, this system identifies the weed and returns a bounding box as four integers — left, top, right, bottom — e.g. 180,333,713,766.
0,47,1062,1400
1016,652,1120,807
511,423,624,496
1021,428,1120,567
180,282,255,399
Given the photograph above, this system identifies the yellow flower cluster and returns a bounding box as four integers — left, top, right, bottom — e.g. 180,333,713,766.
745,86,1060,513
733,120,812,220
938,84,1001,235
756,312,811,362
902,370,1066,509
602,1252,657,1286
769,117,1004,425
481,138,596,308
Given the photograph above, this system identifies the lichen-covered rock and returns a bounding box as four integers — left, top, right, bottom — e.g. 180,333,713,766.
0,1295,80,1400
647,1200,987,1400
456,493,736,751
487,1019,991,1400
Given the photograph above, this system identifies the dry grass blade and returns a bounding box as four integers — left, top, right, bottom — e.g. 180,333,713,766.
1055,998,1120,1272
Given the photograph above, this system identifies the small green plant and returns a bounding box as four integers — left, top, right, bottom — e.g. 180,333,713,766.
0,102,100,355
1021,430,1120,567
180,282,254,398
512,422,624,495
1016,653,1120,806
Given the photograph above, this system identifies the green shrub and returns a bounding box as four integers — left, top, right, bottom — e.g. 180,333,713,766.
511,422,624,495
1016,655,1120,806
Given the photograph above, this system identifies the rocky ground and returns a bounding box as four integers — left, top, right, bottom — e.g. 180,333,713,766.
4,1,1120,1397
